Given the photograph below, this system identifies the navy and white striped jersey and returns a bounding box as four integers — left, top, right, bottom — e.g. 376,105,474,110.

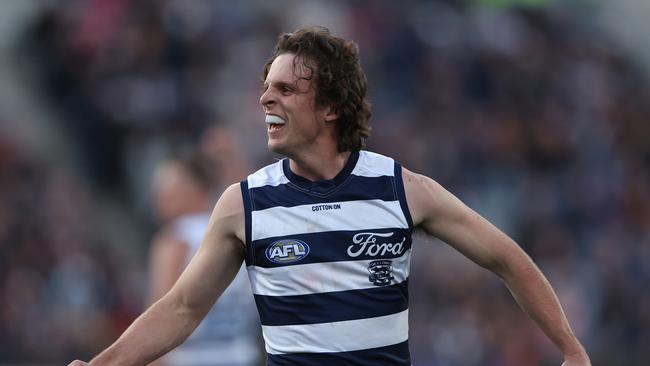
240,150,414,366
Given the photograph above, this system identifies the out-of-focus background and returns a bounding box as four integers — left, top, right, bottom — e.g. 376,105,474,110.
0,0,648,365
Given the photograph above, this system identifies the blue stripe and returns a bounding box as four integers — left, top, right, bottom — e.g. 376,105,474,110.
255,280,409,326
252,229,412,268
393,163,414,229
250,175,397,210
240,180,254,266
267,340,411,366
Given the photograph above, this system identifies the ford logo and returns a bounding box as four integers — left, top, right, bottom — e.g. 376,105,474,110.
266,239,310,264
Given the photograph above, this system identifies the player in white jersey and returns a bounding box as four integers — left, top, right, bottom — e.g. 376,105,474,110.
69,27,591,366
148,156,261,366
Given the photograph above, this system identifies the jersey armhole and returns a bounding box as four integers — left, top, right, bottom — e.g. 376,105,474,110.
239,179,254,266
394,163,414,230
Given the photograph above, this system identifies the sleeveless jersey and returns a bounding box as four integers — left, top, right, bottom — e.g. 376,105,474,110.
164,213,261,366
240,150,414,366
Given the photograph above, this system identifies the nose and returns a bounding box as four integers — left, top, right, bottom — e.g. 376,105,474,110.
259,87,276,111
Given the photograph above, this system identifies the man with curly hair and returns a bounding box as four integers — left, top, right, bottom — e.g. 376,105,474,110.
69,27,590,366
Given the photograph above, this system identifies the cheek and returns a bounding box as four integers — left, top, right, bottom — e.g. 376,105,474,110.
293,106,319,126
292,97,316,116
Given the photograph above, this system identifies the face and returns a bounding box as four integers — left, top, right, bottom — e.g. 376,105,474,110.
260,53,336,156
152,162,203,222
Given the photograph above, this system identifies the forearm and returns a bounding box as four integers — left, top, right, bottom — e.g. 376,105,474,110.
494,250,587,358
90,295,201,366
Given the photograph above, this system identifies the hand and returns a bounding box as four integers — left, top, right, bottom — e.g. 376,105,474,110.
68,360,90,366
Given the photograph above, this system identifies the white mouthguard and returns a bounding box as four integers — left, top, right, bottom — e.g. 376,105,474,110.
265,115,286,124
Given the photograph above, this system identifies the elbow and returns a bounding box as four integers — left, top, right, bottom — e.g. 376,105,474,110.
158,289,201,324
486,245,534,282
481,256,510,280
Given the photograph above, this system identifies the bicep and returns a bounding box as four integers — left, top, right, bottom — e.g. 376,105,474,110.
404,169,518,271
172,232,244,315
165,184,246,315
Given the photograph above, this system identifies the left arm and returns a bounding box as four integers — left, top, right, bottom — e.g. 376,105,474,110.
402,168,589,366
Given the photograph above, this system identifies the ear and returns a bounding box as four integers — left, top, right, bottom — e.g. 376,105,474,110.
323,105,339,123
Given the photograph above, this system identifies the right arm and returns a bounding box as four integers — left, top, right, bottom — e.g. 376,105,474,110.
69,184,247,366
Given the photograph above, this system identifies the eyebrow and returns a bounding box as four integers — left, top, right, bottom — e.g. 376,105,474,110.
263,80,298,90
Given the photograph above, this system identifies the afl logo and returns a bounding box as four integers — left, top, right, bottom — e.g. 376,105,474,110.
266,239,310,264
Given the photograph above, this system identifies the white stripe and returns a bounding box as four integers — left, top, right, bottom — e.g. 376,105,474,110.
351,151,394,178
262,309,409,354
251,199,407,241
248,249,411,296
248,161,288,188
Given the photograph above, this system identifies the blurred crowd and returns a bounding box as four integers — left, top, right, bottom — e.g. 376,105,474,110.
1,0,649,365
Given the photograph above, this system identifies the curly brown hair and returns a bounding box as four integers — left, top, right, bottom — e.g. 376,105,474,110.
263,26,372,152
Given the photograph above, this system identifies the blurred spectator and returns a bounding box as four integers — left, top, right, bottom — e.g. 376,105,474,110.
147,153,261,366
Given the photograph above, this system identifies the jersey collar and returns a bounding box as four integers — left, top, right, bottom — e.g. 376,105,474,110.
282,151,360,194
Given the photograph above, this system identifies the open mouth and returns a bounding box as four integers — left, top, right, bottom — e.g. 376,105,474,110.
268,124,284,132
266,115,286,132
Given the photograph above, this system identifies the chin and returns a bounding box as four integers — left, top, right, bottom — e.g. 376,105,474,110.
268,140,288,155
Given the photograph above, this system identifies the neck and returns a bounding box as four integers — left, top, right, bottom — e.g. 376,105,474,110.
289,149,352,181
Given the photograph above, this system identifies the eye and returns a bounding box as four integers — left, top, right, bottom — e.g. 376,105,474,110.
281,86,293,95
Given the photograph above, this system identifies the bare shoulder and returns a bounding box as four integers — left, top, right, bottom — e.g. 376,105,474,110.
401,166,489,244
401,167,446,227
401,167,434,191
206,183,246,246
214,183,244,216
